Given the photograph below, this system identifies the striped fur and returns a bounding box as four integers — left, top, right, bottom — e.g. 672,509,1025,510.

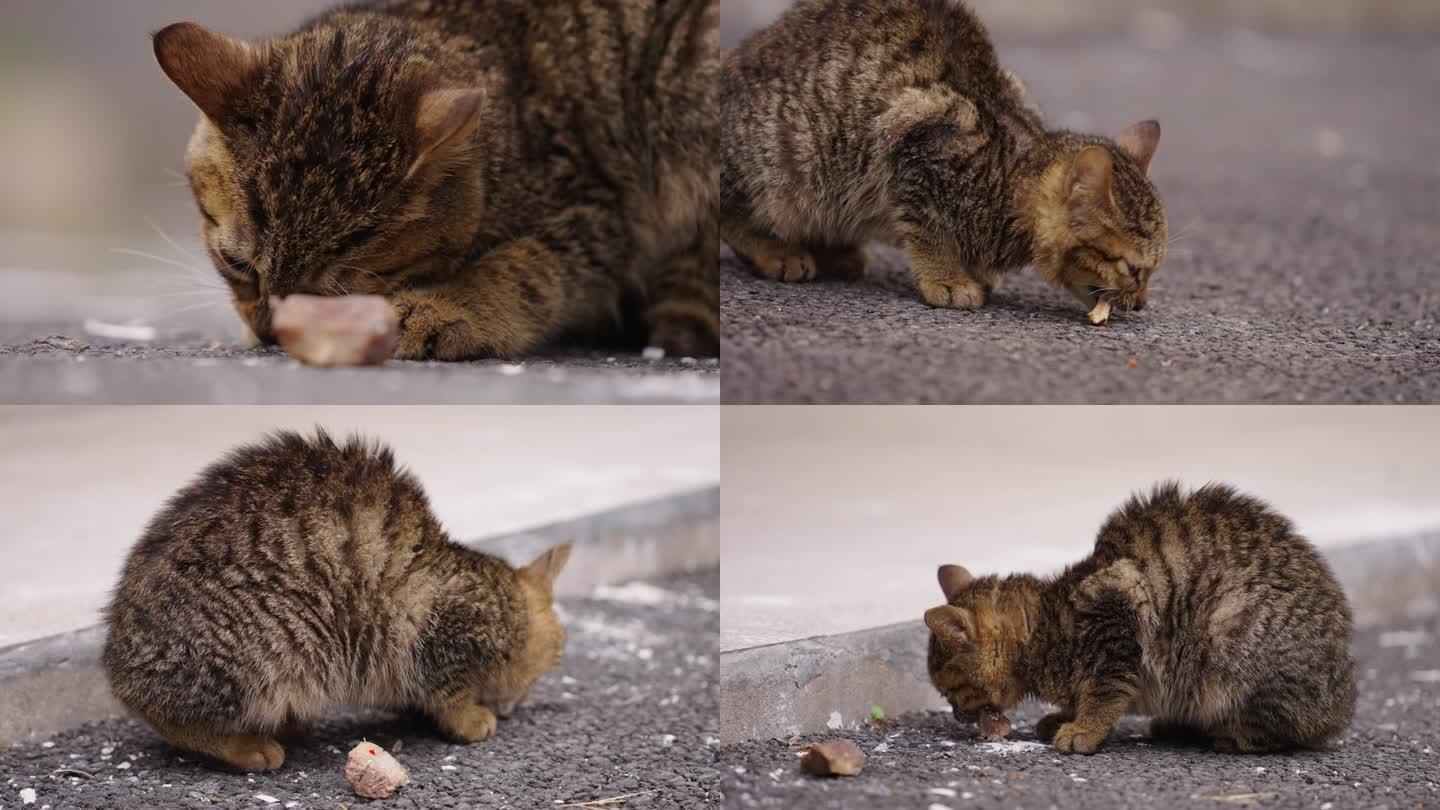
721,0,1167,316
103,431,572,770
157,0,719,359
926,483,1356,755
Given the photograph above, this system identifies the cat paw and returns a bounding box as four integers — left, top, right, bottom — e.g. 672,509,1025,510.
1035,712,1072,743
1052,722,1106,755
918,277,986,309
217,736,285,772
442,704,498,743
751,251,817,282
391,294,481,361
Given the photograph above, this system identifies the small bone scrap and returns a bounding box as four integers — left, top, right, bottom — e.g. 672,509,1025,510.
345,741,410,799
1087,299,1112,326
799,739,866,777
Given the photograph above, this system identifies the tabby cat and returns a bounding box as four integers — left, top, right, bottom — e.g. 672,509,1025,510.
155,0,719,360
103,430,573,771
926,483,1356,754
722,0,1167,318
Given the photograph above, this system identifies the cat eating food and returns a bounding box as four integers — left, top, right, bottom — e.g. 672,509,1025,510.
925,483,1356,754
722,0,1167,321
103,430,573,771
154,0,718,360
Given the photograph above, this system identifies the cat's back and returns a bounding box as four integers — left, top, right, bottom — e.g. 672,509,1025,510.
726,0,1004,102
119,430,437,583
1084,482,1348,616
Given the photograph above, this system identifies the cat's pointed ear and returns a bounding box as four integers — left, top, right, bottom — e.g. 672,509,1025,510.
937,564,973,601
1115,120,1161,175
410,88,487,175
924,605,973,644
153,22,268,122
519,542,573,597
1066,146,1115,213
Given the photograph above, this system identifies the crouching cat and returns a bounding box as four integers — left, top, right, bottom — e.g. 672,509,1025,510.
926,482,1356,754
103,430,572,771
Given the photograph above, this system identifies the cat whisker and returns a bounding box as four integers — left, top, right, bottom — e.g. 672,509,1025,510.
110,247,202,273
146,218,206,265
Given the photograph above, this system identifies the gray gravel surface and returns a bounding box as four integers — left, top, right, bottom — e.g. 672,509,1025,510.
719,32,1440,403
720,613,1439,809
0,326,719,404
0,568,719,809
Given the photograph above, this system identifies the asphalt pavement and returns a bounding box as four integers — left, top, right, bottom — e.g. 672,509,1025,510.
0,568,720,809
0,325,719,404
719,31,1440,403
720,611,1439,809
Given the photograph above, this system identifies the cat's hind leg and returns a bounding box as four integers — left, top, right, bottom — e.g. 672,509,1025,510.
720,214,817,283
148,717,285,771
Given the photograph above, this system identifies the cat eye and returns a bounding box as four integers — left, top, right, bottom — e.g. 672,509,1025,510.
217,250,259,284
337,225,382,255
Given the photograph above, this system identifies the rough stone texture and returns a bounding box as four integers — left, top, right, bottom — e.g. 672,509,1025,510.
719,32,1440,404
721,611,1440,809
0,569,719,809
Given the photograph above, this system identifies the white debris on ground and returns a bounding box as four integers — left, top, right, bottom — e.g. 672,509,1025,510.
974,740,1049,755
19,786,38,804
928,787,957,797
642,346,666,361
826,712,842,730
254,794,279,805
499,364,525,376
83,320,157,342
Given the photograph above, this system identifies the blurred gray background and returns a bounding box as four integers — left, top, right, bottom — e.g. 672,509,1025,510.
1,1,334,336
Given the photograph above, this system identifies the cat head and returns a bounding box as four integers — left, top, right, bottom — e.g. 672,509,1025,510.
924,564,1035,723
479,542,574,717
152,20,492,343
1030,121,1167,314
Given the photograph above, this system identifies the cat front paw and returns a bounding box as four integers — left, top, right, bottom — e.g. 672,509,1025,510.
440,704,498,743
917,277,986,309
1035,712,1072,743
391,294,480,361
1052,722,1106,755
750,250,817,282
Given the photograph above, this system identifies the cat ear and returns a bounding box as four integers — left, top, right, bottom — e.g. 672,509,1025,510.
937,564,973,601
411,88,488,175
1115,120,1160,175
519,542,573,596
924,605,973,644
1066,146,1115,214
153,22,268,122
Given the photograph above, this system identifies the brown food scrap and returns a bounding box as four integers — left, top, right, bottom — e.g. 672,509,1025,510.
978,709,1012,742
1125,357,1139,368
799,739,866,777
273,295,399,368
1087,299,1112,326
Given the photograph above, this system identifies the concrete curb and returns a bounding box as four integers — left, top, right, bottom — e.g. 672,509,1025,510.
719,532,1440,744
0,486,719,743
